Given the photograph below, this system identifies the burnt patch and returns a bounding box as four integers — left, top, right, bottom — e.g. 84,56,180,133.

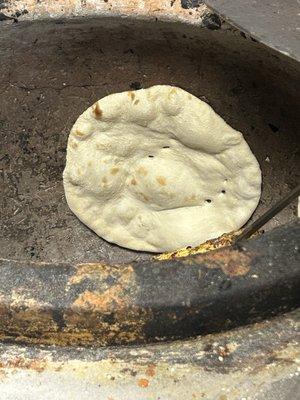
130,81,142,90
102,312,116,324
202,13,222,30
18,130,31,154
12,9,28,18
181,0,202,9
0,12,17,22
52,309,66,330
268,123,279,133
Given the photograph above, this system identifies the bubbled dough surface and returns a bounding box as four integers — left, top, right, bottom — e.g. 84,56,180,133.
63,85,261,252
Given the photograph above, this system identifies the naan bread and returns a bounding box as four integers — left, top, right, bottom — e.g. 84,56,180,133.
63,85,261,252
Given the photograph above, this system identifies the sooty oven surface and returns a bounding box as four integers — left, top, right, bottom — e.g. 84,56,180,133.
0,17,299,265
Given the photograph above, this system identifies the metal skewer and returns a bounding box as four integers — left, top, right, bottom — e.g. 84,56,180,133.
235,183,300,243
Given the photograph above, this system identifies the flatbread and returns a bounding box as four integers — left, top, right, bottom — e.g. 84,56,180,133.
63,85,261,252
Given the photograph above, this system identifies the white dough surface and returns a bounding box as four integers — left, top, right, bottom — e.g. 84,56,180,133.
63,85,261,252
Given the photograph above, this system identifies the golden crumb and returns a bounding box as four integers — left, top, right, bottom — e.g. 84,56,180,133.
137,167,148,176
137,378,149,388
75,130,86,137
128,91,135,101
96,143,103,150
110,167,120,175
156,176,167,186
92,102,103,119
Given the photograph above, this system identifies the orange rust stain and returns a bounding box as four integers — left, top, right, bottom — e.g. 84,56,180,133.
156,176,167,186
61,264,152,346
138,378,149,388
102,177,108,184
137,166,148,176
223,262,249,276
128,91,135,101
1,357,46,373
68,263,111,286
71,265,135,312
92,102,103,119
145,364,156,377
198,248,251,277
110,167,120,175
134,99,140,105
28,360,46,373
70,263,134,285
131,178,137,185
73,286,127,312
